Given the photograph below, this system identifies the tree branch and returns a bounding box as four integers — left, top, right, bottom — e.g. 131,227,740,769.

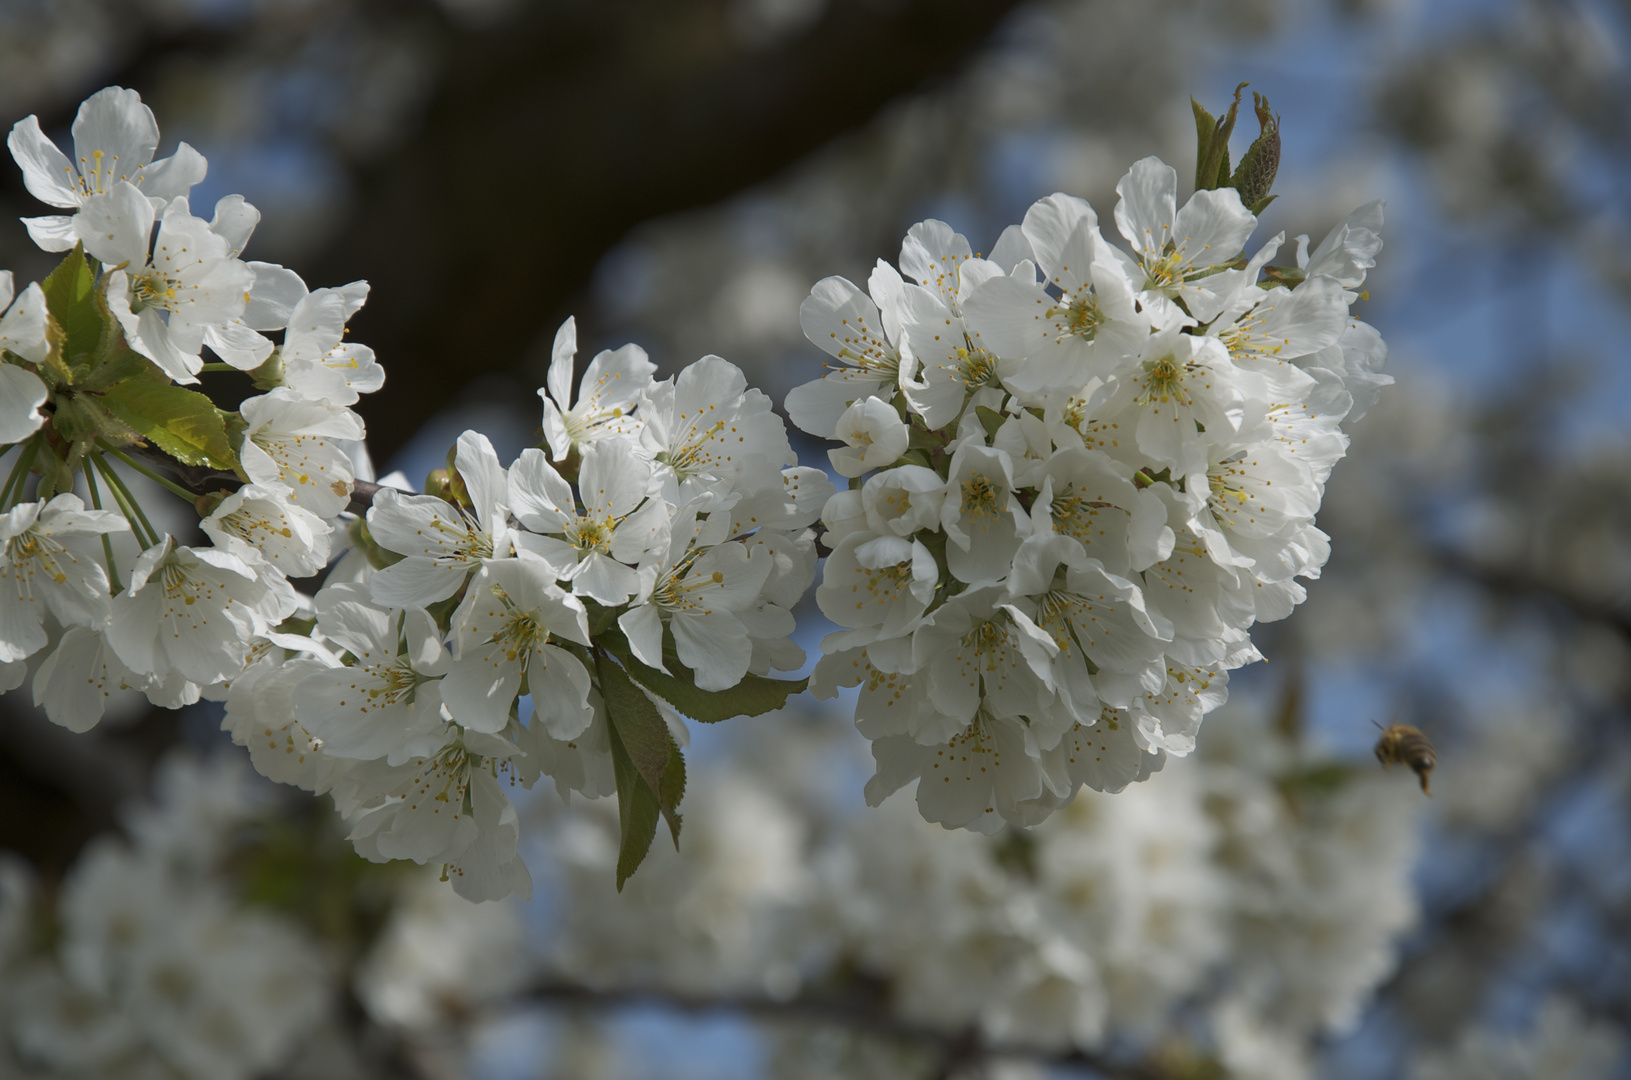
1430,544,1631,641
113,444,411,519
522,979,1170,1079
313,0,1028,459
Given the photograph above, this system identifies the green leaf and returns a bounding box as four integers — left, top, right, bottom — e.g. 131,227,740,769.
606,715,661,891
597,652,677,799
99,378,240,471
907,425,945,451
596,650,686,875
659,736,686,846
40,246,104,379
603,633,807,723
1193,82,1247,193
1191,98,1218,193
581,599,621,639
78,345,166,393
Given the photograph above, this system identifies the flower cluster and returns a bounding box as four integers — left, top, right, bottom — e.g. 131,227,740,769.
244,323,825,899
1,84,1391,898
0,755,330,1080
0,86,379,730
524,699,1423,1079
795,155,1389,831
0,86,820,896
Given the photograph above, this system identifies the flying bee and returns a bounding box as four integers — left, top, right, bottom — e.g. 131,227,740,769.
1373,722,1436,796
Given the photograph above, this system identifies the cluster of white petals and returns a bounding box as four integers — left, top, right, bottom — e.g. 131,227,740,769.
0,756,330,1080
1413,997,1627,1080
1,86,1399,911
0,85,826,900
519,702,1422,1078
0,87,380,737
228,319,825,901
792,158,1390,830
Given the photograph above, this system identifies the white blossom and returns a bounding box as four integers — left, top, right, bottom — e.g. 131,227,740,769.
507,438,666,604
201,482,332,578
786,264,913,438
828,395,910,478
239,388,367,517
796,169,1389,830
639,354,793,503
0,271,50,443
0,494,128,662
292,582,451,764
368,430,510,608
107,537,279,686
88,188,259,383
442,557,593,736
540,315,653,459
8,85,205,251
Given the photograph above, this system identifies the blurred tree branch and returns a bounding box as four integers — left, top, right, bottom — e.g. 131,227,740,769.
1430,544,1631,642
309,0,1026,460
523,978,1173,1080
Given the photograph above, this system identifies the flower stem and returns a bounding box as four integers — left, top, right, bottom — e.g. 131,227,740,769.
82,459,122,594
98,443,201,503
92,453,160,548
0,435,42,510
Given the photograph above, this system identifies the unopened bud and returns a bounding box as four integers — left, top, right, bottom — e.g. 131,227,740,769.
1230,91,1281,215
194,491,226,518
248,347,285,392
347,517,403,571
424,468,454,503
437,446,475,509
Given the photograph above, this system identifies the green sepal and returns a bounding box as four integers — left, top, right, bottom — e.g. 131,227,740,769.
600,629,807,723
896,448,934,470
347,518,404,571
1191,98,1216,187
99,379,241,471
33,445,73,503
54,394,122,448
974,404,1006,441
1260,263,1305,289
423,468,454,503
247,347,284,392
442,443,474,510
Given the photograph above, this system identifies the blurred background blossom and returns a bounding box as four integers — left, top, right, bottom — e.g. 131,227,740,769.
2,0,1630,1077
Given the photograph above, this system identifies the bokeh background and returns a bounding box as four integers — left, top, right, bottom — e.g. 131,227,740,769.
1,0,1630,1078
